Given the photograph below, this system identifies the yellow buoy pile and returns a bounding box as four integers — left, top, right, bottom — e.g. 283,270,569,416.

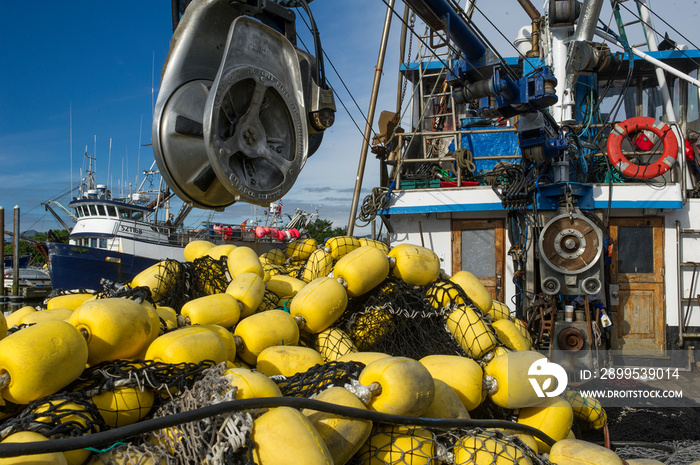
0,237,616,465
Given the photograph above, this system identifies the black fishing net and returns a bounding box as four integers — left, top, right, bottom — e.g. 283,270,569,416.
129,256,231,312
262,263,286,277
0,391,104,441
284,260,305,280
336,276,485,360
315,327,358,361
97,283,153,304
256,289,280,313
324,236,361,260
301,248,335,282
349,425,553,465
68,359,217,403
297,330,316,349
147,259,187,306
274,361,365,398
5,323,31,336
43,287,99,302
615,440,700,465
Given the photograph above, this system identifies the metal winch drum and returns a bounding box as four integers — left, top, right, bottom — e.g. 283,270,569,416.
538,210,604,296
153,0,335,209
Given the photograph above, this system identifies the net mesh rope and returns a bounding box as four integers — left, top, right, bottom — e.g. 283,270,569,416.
273,361,365,398
336,275,499,361
349,426,552,465
0,359,224,463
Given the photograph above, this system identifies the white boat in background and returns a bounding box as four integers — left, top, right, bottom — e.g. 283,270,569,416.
45,155,274,290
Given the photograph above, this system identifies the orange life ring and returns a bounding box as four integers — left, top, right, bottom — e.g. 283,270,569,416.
606,116,678,179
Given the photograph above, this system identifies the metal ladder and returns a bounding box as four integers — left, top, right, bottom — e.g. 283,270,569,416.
611,0,651,50
676,220,700,347
414,29,461,162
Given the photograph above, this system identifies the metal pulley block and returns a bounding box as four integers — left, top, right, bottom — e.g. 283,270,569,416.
153,0,334,209
203,16,308,205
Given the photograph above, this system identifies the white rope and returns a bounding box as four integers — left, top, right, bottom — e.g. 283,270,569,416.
344,378,373,405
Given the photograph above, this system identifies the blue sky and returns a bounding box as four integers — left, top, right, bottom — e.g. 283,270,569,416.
0,1,533,236
2,0,695,236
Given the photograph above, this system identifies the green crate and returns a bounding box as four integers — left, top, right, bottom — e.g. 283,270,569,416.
400,179,441,189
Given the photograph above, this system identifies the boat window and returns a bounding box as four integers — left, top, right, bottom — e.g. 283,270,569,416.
642,85,663,120
460,228,495,277
106,206,117,217
90,238,97,248
132,210,143,221
99,238,107,248
689,70,699,123
674,77,681,122
97,205,106,216
88,205,97,216
119,208,130,219
599,81,638,122
74,207,82,218
618,226,653,274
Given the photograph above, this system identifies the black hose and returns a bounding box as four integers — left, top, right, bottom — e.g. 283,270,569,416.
171,0,180,31
0,396,556,457
297,0,325,85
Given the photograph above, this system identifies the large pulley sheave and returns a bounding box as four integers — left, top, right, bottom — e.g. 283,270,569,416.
203,18,306,205
153,1,309,208
538,213,602,275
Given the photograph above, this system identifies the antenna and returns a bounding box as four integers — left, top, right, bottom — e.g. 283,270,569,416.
137,115,143,186
151,51,155,117
93,135,97,175
108,137,113,193
69,101,73,199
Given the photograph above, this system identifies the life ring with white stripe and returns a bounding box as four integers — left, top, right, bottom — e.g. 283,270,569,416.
606,116,678,179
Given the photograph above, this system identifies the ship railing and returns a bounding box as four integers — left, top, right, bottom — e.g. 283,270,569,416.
388,121,687,191
389,127,520,190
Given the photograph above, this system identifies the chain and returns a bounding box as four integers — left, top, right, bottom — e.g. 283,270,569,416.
565,185,575,223
399,13,416,109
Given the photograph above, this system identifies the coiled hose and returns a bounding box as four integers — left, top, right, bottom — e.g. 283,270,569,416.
356,186,391,227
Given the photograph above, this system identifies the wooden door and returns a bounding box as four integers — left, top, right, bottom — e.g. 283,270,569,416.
609,217,665,353
452,219,505,302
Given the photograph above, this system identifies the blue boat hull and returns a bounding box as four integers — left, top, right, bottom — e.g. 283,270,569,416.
4,254,31,268
46,242,160,290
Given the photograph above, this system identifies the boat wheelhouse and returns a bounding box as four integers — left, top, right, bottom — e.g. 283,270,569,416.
47,176,192,290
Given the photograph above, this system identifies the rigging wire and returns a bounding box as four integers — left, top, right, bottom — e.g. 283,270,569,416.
296,0,325,85
294,13,372,141
617,0,700,70
377,0,490,92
